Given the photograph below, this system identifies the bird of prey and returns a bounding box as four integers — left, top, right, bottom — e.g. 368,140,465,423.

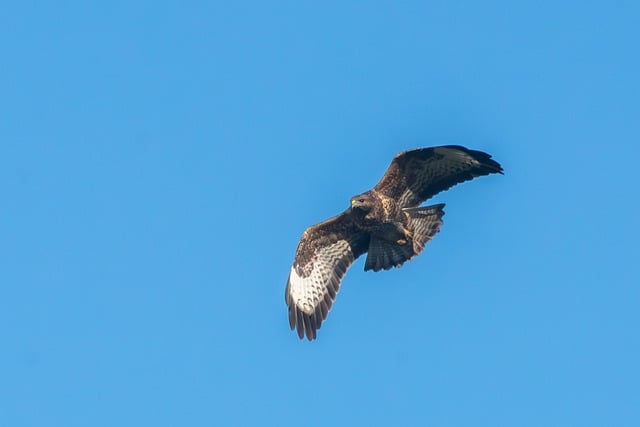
285,145,503,340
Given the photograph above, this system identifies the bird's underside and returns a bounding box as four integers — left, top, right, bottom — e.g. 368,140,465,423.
285,145,503,340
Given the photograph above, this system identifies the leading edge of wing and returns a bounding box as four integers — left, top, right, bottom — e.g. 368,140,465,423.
285,211,368,341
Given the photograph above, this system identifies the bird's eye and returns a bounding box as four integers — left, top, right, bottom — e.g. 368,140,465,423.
359,198,365,202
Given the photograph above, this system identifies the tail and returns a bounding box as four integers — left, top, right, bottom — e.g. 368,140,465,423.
364,204,445,272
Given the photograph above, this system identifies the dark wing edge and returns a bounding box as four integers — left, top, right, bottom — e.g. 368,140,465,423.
373,145,504,207
285,212,368,341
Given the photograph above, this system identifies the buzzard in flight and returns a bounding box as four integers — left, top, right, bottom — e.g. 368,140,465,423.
285,145,503,340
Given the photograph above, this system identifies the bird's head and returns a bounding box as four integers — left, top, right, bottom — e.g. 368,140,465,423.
350,193,374,212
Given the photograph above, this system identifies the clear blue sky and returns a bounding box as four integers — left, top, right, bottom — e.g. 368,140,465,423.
1,1,639,426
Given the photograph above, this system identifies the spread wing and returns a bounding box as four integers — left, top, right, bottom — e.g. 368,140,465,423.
285,211,369,341
373,145,504,208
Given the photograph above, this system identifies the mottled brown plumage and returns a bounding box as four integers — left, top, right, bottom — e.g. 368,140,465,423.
285,145,503,340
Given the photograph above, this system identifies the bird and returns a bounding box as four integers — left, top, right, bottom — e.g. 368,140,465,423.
285,145,503,340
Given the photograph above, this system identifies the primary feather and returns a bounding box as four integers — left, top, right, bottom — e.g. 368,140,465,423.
285,145,503,340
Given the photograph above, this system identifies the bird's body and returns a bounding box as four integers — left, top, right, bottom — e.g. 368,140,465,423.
351,191,409,243
285,145,503,340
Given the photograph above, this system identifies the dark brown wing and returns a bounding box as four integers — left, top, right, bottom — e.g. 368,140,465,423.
285,211,369,341
373,145,503,208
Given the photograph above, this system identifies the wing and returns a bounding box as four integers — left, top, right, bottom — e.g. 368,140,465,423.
285,211,369,341
373,145,503,208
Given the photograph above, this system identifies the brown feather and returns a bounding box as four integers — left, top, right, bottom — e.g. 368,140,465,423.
285,145,502,341
373,145,503,208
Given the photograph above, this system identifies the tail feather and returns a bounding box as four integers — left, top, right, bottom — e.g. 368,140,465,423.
364,238,414,272
364,204,445,272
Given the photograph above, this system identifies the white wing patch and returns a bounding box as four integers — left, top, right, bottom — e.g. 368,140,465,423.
288,240,352,314
286,145,502,341
286,239,355,340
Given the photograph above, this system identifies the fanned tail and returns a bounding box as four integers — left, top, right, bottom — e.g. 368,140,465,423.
363,204,445,272
364,238,415,272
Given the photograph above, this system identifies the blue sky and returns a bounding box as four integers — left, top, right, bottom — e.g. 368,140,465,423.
1,1,639,426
